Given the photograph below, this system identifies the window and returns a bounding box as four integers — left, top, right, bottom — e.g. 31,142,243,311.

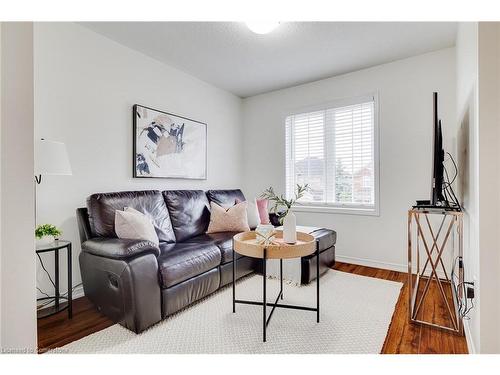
285,95,378,214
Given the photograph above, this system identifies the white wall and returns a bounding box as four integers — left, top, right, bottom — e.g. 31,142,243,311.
456,22,500,354
242,48,456,271
456,22,480,354
34,23,243,300
477,22,500,354
1,22,37,352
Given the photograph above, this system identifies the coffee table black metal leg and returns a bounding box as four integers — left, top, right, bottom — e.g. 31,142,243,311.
280,258,283,300
316,242,320,323
232,240,236,313
263,248,267,342
232,241,320,342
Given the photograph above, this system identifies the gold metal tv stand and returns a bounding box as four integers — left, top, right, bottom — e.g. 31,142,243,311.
407,207,464,334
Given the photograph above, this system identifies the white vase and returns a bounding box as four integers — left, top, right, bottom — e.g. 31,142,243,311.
283,211,297,244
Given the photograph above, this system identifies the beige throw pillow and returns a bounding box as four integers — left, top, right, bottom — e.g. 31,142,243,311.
206,201,250,234
115,207,159,246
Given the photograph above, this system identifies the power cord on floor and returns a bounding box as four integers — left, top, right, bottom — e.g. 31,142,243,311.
451,255,475,320
37,283,83,310
36,252,82,310
37,252,56,289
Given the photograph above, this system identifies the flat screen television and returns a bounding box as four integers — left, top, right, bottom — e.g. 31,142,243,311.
431,92,446,206
415,92,461,210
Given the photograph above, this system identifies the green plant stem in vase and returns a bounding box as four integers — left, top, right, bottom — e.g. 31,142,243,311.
260,184,309,224
260,184,309,244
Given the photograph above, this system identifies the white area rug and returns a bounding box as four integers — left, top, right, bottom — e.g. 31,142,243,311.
56,270,402,354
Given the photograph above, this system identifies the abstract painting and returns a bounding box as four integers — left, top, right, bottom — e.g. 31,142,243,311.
133,104,207,179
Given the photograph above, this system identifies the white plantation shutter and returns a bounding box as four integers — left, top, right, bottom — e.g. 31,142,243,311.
285,96,377,211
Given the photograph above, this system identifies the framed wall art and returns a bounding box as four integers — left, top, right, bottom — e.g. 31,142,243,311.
133,104,207,179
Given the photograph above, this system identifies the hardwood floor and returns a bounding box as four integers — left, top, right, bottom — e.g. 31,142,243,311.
37,297,114,353
333,262,468,354
37,262,468,354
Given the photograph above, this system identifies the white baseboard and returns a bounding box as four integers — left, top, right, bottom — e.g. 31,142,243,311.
336,255,447,279
463,319,476,354
336,255,407,273
72,285,85,300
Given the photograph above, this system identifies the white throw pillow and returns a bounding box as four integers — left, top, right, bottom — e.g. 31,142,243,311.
115,207,159,246
246,198,261,229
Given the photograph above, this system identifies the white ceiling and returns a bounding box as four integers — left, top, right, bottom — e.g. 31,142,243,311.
81,22,457,98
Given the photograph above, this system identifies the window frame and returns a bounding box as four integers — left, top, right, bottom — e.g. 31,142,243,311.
284,93,380,217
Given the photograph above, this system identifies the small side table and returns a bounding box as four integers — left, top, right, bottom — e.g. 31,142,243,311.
407,208,463,334
232,230,319,342
36,240,73,319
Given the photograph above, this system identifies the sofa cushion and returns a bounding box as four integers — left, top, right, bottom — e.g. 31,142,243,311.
157,242,221,288
162,190,210,242
206,189,245,207
184,232,242,264
87,190,176,243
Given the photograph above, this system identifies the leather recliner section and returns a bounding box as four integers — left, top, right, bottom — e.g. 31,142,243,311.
79,251,162,333
87,190,176,243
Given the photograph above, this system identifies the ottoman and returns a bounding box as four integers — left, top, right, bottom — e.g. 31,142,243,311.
265,226,337,284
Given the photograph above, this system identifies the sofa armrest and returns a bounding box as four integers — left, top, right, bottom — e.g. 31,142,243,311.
82,237,160,259
79,250,162,333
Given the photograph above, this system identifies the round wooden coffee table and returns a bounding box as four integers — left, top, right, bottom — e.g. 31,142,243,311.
232,230,319,342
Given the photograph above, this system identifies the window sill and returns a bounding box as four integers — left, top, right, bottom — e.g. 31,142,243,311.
292,204,380,217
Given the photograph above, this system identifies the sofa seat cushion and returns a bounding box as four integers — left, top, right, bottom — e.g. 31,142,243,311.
158,243,221,288
184,232,242,264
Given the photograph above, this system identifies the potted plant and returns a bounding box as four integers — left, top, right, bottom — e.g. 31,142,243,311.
35,224,62,246
260,184,309,244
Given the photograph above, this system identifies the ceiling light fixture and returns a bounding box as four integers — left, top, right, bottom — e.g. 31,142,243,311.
245,22,280,35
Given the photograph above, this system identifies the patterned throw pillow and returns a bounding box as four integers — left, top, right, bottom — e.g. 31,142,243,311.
206,201,250,234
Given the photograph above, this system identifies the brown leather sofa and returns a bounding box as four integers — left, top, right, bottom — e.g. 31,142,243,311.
77,189,336,333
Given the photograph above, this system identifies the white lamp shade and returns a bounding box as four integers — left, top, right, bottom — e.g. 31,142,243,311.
35,139,72,176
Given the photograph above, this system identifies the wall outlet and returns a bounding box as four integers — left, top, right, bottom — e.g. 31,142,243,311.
466,285,475,299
